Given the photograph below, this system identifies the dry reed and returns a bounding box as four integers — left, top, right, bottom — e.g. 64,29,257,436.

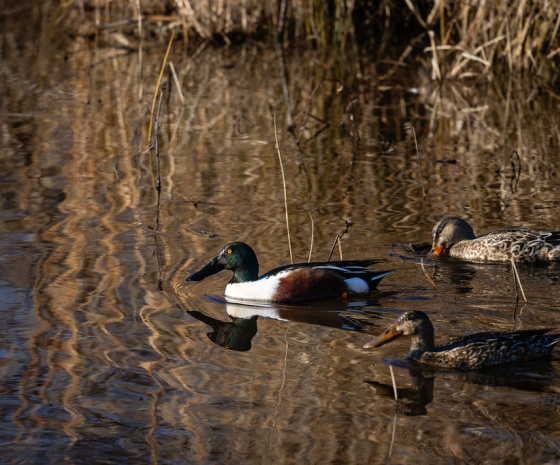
274,113,293,264
62,1,559,84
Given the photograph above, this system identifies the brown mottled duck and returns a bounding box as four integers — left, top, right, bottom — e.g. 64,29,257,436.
431,216,560,262
364,311,560,370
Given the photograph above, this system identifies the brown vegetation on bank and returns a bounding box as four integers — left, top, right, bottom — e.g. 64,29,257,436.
64,1,559,84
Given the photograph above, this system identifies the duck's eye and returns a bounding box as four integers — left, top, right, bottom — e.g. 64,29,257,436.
227,249,233,254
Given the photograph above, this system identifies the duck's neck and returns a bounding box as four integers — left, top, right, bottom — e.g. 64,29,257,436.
409,329,435,353
231,264,259,284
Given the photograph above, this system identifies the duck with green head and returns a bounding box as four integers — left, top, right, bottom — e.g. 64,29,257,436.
186,242,393,303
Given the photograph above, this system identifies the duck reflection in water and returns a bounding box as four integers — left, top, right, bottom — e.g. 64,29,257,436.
366,358,560,416
187,300,383,352
365,366,435,416
187,308,259,352
389,242,477,295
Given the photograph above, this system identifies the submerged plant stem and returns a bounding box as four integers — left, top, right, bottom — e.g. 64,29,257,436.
511,258,527,303
148,30,174,145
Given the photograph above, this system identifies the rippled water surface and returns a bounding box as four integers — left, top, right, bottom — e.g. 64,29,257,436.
2,5,560,464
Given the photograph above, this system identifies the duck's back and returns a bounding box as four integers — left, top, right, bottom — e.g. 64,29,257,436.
413,329,559,370
449,229,559,261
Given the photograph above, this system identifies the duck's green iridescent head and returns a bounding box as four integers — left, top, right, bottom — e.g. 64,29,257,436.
186,242,259,284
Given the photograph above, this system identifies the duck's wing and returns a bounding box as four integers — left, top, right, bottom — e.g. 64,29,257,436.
440,328,555,349
466,229,559,259
423,329,560,370
259,259,382,279
541,231,560,247
477,228,560,245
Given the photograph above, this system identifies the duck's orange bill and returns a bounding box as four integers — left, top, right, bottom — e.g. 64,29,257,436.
432,243,447,258
363,324,402,349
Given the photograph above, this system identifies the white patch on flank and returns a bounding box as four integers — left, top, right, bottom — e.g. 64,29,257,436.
224,273,284,301
344,277,369,294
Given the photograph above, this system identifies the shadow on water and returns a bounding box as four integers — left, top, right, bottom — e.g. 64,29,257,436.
183,296,389,352
366,359,560,417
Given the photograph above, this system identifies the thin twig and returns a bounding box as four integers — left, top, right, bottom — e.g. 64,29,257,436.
307,211,314,262
512,300,525,323
389,365,398,401
148,29,174,145
428,30,441,81
277,46,294,129
296,81,321,145
136,0,143,102
388,365,398,458
153,88,165,231
327,235,339,262
168,61,185,106
168,105,185,150
277,0,288,42
510,258,527,302
511,259,519,303
327,217,354,261
269,322,291,451
403,0,428,28
494,192,510,218
186,65,210,130
420,258,437,288
151,86,166,290
413,126,425,199
274,113,293,264
389,412,398,458
337,215,354,235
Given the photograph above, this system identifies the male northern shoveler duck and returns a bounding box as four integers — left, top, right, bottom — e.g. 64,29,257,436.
186,242,393,303
364,310,560,370
431,216,560,261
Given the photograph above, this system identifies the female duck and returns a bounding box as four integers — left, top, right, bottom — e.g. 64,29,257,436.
432,216,560,261
364,310,560,370
186,242,393,303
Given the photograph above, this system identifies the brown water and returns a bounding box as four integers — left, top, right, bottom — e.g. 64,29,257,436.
2,5,560,464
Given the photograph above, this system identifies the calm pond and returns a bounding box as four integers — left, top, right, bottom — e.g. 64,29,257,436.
1,5,560,464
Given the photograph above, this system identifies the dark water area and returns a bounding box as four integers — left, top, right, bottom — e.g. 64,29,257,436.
2,3,560,464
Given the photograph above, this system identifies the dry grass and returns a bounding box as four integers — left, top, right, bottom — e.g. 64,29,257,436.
62,0,559,85
421,0,560,82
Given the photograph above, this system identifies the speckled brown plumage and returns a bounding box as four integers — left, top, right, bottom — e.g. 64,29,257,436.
364,311,560,370
432,216,560,262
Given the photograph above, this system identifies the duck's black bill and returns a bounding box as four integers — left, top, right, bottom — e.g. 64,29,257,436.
186,257,224,281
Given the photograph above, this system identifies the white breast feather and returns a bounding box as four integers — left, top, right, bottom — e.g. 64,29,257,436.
224,272,285,301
